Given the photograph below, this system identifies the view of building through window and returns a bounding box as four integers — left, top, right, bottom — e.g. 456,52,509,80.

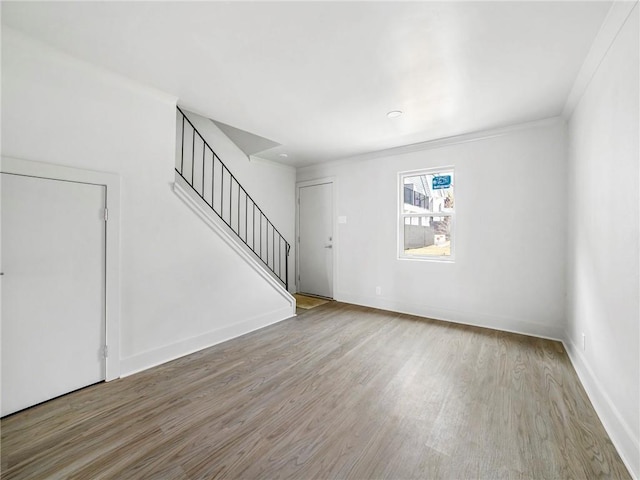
400,169,454,258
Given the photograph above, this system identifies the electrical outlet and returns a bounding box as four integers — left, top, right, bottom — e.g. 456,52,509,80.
582,333,586,351
375,286,381,296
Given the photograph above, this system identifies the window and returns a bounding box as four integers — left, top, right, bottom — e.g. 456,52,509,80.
399,167,455,260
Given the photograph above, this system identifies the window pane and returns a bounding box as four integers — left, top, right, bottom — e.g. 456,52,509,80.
402,172,454,214
403,216,451,257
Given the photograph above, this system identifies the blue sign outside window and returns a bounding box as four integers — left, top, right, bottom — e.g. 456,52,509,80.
432,175,451,190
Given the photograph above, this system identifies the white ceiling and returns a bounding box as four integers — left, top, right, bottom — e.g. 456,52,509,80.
2,1,612,167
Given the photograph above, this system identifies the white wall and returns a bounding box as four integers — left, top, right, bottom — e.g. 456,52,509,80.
566,5,639,477
1,28,296,376
297,119,567,340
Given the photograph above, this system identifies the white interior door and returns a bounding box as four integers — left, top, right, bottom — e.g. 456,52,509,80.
298,182,333,298
1,173,106,416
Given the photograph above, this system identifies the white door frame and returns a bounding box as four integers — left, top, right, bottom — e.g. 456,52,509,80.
295,177,337,297
1,156,121,380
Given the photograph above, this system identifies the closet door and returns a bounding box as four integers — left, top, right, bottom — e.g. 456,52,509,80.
1,173,106,416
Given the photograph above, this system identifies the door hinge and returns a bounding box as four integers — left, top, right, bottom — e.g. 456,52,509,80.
103,345,109,358
104,208,109,221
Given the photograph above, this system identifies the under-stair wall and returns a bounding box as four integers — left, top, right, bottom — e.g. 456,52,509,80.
1,28,297,377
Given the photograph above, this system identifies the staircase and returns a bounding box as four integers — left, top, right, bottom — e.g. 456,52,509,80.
175,106,290,290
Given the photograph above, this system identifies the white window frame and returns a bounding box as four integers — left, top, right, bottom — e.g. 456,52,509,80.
398,166,455,262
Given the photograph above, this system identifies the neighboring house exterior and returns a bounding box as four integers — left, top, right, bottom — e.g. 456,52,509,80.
402,173,453,250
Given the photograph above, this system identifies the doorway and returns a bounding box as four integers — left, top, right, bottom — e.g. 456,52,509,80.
297,181,333,298
1,173,106,416
1,157,121,416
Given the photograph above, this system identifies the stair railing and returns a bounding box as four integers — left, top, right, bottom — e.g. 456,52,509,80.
176,106,290,290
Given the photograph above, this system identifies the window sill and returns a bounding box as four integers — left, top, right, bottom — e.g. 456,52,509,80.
398,254,455,263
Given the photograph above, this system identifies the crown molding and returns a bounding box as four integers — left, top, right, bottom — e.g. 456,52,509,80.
4,27,179,105
298,116,563,173
563,1,638,119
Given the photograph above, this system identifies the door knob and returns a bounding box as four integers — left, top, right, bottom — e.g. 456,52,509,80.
324,245,333,249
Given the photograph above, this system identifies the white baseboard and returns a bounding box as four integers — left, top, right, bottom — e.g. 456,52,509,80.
120,305,295,377
563,336,639,480
335,292,564,341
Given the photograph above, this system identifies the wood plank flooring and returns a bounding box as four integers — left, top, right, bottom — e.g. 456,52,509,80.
1,302,631,479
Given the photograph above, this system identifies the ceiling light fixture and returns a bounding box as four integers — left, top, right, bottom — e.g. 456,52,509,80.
279,153,288,158
386,110,403,118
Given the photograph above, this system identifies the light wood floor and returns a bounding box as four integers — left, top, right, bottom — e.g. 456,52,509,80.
1,302,630,479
